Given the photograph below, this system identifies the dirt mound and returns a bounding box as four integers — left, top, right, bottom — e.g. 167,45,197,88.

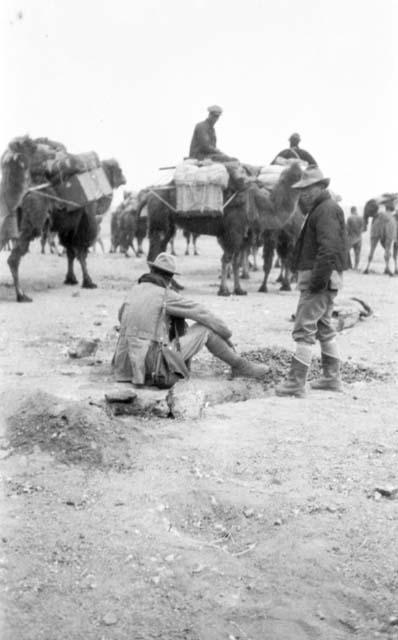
6,391,133,469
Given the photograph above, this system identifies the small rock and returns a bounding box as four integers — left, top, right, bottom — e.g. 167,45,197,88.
68,338,100,359
389,616,398,626
243,508,255,518
151,576,160,585
102,613,118,626
93,321,102,326
375,485,398,498
273,518,282,526
165,554,175,563
72,292,80,297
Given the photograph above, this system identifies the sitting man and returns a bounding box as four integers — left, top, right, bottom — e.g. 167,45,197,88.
189,105,237,163
272,132,317,167
112,252,268,386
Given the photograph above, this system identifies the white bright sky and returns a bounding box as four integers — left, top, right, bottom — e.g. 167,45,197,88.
1,0,397,207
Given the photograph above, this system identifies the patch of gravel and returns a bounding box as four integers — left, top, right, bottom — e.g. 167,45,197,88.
242,347,390,385
206,346,389,386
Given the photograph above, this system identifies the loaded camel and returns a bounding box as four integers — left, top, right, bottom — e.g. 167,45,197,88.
7,159,126,301
136,162,303,296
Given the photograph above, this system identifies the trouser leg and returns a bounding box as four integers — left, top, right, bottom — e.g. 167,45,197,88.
277,289,338,398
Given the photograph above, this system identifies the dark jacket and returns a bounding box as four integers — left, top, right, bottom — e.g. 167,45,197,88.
292,191,348,292
189,119,218,160
272,147,317,167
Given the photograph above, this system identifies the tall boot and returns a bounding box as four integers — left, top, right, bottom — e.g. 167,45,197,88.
206,332,269,380
311,341,343,391
275,343,311,398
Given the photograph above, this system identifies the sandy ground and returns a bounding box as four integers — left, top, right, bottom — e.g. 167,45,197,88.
1,217,398,640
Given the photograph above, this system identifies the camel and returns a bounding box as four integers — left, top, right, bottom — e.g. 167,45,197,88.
7,159,126,302
0,136,38,251
259,206,305,292
363,198,397,276
136,162,303,296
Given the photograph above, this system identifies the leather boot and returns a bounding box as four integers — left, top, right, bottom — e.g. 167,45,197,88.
311,353,343,391
275,357,308,398
206,332,269,380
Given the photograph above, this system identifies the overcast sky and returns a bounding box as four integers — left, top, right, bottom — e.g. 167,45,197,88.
1,0,397,206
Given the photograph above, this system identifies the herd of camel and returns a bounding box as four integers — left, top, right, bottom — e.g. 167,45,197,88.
0,136,397,302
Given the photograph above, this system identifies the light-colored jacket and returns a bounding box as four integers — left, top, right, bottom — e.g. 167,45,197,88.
113,282,232,384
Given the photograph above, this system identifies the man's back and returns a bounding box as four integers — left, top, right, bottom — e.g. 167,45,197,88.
272,147,317,166
189,119,217,160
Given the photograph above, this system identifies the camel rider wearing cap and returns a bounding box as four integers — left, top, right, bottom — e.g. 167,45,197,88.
276,167,349,398
189,106,237,163
272,133,317,167
112,252,268,386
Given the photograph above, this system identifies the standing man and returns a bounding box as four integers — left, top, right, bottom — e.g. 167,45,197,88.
276,168,348,398
112,252,269,386
346,206,364,269
272,133,317,167
189,105,237,162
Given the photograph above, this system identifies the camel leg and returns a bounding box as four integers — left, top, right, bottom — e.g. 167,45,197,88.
64,248,79,285
251,245,259,271
240,248,250,280
258,232,275,293
193,234,199,256
218,253,231,296
184,233,190,256
279,262,292,291
7,236,33,302
233,253,247,295
77,248,97,288
364,238,378,274
97,237,105,254
384,243,394,276
394,242,398,274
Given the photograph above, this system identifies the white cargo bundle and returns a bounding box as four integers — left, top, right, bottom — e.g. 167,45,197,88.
174,160,229,187
257,164,285,189
174,161,229,215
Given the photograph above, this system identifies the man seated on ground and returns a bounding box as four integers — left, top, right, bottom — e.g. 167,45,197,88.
272,133,317,167
346,206,364,269
112,253,268,386
189,105,237,163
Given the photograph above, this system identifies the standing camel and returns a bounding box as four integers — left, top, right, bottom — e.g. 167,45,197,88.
363,198,397,276
7,159,126,301
136,163,303,296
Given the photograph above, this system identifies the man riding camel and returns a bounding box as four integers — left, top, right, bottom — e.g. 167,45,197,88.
189,105,237,163
272,133,317,167
112,253,269,386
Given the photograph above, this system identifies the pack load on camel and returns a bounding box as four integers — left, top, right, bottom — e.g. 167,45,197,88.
257,157,308,190
137,157,304,296
174,159,229,216
1,135,126,302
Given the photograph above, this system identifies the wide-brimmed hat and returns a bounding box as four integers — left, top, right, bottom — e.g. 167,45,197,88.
208,105,223,114
148,252,180,275
292,167,330,189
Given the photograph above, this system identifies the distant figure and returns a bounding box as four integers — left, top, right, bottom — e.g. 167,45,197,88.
272,133,317,167
189,105,237,163
346,206,363,269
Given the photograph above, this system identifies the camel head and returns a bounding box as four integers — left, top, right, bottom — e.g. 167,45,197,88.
271,162,303,228
102,159,127,190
